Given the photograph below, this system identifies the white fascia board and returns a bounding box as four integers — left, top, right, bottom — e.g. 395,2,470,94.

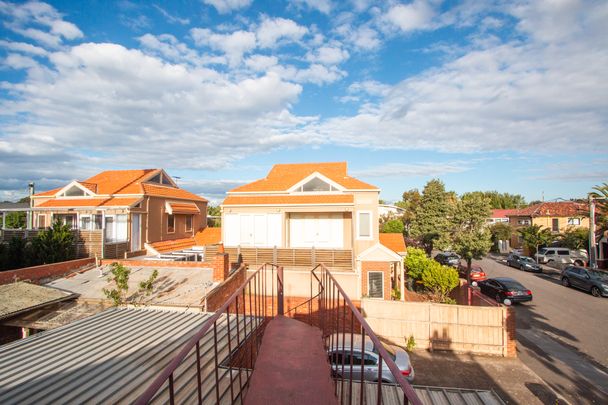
287,172,346,193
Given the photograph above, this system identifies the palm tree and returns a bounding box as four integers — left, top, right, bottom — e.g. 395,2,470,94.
517,224,553,256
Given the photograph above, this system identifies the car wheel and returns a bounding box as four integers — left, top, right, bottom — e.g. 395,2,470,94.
591,287,602,298
495,294,502,304
562,277,570,287
520,265,525,271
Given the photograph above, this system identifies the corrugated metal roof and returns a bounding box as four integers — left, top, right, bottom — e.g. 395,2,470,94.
0,308,253,404
0,282,78,321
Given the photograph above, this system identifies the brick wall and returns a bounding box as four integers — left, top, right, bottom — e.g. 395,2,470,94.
206,265,247,311
361,261,391,300
505,307,517,357
0,257,95,285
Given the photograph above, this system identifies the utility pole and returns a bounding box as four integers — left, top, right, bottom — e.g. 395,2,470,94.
589,197,596,268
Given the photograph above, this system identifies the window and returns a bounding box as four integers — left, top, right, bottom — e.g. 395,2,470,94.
567,218,581,226
37,215,46,229
518,219,531,226
351,351,378,366
368,271,384,298
62,185,85,197
55,214,76,229
301,177,333,192
557,249,570,256
105,215,128,242
79,215,91,230
357,211,372,239
149,173,161,184
185,215,193,232
167,214,175,233
93,214,103,230
552,218,559,232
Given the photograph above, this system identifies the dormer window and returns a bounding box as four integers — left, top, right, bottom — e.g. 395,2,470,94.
296,177,338,192
147,172,175,187
60,185,87,197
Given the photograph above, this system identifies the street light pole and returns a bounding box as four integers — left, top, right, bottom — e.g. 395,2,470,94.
589,197,597,268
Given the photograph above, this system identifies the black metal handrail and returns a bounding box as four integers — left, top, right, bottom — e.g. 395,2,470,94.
284,263,325,323
135,263,279,405
312,264,423,405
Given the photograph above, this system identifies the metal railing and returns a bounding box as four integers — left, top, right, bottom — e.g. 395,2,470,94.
135,263,279,405
312,264,423,405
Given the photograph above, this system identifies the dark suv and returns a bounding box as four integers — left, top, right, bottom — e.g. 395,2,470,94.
561,266,608,298
434,252,460,267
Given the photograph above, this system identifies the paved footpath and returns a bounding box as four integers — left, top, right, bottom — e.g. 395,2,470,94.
478,257,608,404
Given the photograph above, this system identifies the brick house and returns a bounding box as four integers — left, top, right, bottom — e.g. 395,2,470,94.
30,169,207,259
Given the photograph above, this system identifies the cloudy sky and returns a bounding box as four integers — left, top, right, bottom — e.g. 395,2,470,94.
0,0,606,203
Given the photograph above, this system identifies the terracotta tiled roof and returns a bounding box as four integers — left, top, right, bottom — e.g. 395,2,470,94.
37,197,141,208
491,209,520,219
223,194,354,206
143,183,207,202
229,162,378,193
150,237,196,253
33,169,207,203
33,187,62,197
194,227,222,245
168,202,200,214
506,202,587,218
380,233,407,254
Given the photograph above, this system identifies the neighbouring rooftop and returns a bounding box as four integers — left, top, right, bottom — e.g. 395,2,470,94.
46,265,215,308
0,282,78,321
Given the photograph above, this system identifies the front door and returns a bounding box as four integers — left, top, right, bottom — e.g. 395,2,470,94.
131,214,141,251
289,213,343,248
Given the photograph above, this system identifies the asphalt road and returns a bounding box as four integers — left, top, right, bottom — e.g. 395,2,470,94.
477,257,608,404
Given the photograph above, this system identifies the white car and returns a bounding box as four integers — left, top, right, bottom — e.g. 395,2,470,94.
534,247,587,266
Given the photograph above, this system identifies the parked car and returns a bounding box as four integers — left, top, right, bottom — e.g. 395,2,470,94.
457,263,487,281
534,247,587,266
327,333,414,383
478,277,533,304
434,252,460,267
561,266,608,298
506,253,542,272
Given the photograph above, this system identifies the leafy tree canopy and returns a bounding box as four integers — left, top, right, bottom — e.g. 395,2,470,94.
489,222,513,241
410,179,453,252
381,219,405,234
461,191,526,209
517,224,553,255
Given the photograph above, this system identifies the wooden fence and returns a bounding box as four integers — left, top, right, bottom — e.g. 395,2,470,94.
211,246,353,270
362,299,516,357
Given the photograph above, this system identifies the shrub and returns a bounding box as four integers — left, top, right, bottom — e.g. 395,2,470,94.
420,261,459,303
381,219,405,234
405,335,416,352
404,247,428,280
32,220,75,264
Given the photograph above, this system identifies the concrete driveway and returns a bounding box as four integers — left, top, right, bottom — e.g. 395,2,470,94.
477,256,608,404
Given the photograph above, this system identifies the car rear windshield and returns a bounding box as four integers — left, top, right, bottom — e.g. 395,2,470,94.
372,343,397,361
500,280,526,290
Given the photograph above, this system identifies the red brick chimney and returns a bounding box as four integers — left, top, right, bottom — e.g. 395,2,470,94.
213,243,229,282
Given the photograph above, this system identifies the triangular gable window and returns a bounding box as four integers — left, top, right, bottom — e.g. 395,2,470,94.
62,185,86,197
296,177,337,192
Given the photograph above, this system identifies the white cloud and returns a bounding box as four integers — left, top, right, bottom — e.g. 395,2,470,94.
0,39,48,56
245,54,279,71
353,162,471,178
270,63,346,85
0,0,83,47
153,5,190,25
384,0,436,32
1,42,305,177
202,0,252,14
347,80,390,97
306,45,349,65
291,0,332,15
335,23,381,51
191,28,257,66
256,16,308,48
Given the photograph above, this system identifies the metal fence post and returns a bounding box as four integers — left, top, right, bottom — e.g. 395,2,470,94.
277,266,284,316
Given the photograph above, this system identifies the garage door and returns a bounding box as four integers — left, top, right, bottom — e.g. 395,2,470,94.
224,213,281,247
289,214,344,248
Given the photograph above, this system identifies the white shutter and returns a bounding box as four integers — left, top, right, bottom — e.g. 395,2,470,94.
267,214,282,247
253,215,267,246
223,214,239,246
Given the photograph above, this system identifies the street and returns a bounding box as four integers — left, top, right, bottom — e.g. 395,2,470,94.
477,257,608,404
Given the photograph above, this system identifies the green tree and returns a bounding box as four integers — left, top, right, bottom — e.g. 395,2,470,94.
395,189,421,236
461,191,526,209
381,219,405,234
103,262,131,306
6,236,31,270
489,222,513,252
438,194,493,283
404,247,429,280
32,220,75,264
410,180,452,253
207,205,221,227
517,224,553,256
590,183,608,236
420,260,459,303
559,227,589,250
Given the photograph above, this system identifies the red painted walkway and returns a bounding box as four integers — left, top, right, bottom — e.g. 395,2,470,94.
244,316,338,405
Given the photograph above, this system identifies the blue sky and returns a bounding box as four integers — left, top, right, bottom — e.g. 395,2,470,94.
0,0,606,204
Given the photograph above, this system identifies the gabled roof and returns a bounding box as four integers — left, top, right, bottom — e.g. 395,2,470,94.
195,227,222,245
507,202,587,218
32,169,207,203
37,197,142,208
379,233,407,254
228,162,378,193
